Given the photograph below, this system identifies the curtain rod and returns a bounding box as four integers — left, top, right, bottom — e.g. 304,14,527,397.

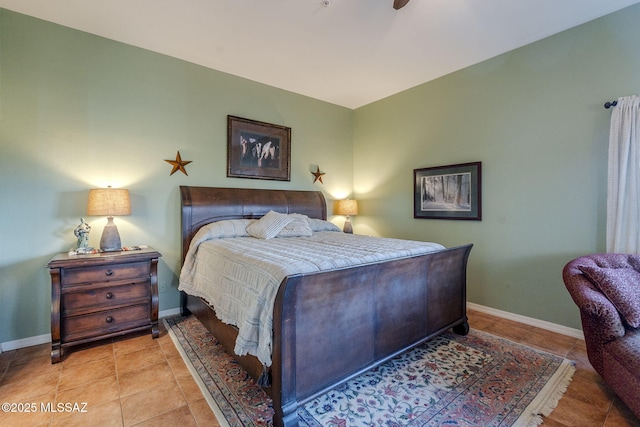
604,100,618,109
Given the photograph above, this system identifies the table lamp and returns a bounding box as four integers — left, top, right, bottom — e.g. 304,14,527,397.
336,199,358,234
87,186,131,251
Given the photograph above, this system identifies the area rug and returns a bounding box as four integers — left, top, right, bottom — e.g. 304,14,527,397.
164,315,575,427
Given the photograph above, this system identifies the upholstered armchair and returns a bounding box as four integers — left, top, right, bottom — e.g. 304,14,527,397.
562,253,640,418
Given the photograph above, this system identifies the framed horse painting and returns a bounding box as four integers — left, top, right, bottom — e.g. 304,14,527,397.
227,115,291,181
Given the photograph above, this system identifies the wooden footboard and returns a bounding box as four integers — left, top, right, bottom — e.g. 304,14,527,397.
271,244,472,426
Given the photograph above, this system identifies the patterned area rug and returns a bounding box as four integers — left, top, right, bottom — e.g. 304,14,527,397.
164,315,575,427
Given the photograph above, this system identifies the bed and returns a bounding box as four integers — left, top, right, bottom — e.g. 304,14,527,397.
179,186,473,427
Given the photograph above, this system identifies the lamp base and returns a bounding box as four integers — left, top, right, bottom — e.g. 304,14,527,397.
100,217,122,252
343,217,353,234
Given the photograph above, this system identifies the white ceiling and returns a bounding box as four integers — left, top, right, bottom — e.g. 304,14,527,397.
1,0,639,109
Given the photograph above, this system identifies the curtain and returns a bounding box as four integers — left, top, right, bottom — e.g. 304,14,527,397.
607,95,640,253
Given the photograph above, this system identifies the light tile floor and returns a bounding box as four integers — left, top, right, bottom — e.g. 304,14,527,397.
0,321,219,427
0,309,638,426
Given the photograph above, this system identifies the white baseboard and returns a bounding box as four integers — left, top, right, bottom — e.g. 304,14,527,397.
1,333,51,352
0,308,185,352
468,302,584,340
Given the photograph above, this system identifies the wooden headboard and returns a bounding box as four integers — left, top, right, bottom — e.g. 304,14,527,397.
180,186,327,261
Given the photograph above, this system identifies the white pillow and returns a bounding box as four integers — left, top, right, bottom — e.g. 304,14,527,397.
308,218,342,232
246,210,294,240
277,214,313,237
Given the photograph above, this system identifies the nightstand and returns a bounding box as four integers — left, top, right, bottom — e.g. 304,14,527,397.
48,248,162,363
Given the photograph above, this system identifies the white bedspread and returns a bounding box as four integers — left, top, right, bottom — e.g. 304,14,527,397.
179,220,445,367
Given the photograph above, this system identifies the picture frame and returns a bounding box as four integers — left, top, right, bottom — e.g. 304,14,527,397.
414,162,482,220
227,115,291,181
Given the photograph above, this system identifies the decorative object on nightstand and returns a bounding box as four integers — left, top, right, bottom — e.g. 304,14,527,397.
337,199,358,234
48,248,162,363
87,186,131,252
73,217,91,250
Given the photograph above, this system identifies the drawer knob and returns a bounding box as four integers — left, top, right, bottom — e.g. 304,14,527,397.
105,270,114,276
105,316,113,323
105,292,114,299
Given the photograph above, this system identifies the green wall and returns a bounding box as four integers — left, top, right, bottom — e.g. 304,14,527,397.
2,4,640,344
0,9,353,344
353,4,640,329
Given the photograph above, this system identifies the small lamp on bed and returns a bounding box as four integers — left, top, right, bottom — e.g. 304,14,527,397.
336,199,358,234
87,186,131,251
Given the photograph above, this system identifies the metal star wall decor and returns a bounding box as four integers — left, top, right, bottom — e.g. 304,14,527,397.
311,166,326,184
165,151,192,176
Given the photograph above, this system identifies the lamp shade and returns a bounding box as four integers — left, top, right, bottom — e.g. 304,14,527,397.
87,187,131,217
336,199,358,216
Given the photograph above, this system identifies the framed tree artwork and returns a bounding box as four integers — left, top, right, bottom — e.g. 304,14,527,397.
414,162,482,220
227,115,291,181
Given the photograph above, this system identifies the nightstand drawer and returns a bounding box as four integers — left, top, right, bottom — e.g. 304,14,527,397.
62,303,150,342
62,281,150,314
62,261,150,286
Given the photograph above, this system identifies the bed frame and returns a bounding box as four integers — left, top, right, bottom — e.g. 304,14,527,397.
179,186,472,427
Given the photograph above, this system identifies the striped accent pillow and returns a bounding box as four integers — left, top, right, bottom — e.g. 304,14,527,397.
278,214,313,238
246,210,294,240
